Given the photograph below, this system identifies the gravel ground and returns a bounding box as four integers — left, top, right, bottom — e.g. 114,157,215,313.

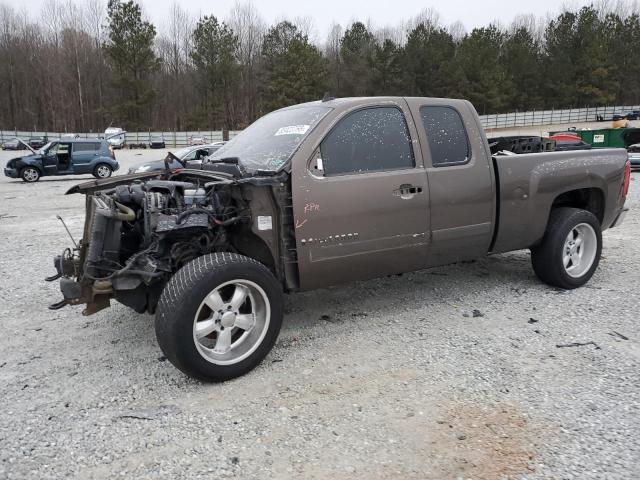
0,149,638,480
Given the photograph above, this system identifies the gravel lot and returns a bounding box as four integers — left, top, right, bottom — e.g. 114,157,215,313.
0,148,638,479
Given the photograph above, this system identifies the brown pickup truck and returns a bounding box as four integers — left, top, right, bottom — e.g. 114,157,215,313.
48,97,631,381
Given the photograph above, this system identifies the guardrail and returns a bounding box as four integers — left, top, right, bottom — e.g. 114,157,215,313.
479,105,640,129
0,130,241,147
3,105,640,143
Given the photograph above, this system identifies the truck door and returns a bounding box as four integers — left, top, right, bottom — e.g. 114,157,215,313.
407,100,495,266
292,102,430,290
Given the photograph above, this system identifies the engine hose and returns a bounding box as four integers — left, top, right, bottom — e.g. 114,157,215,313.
114,201,136,221
213,216,243,226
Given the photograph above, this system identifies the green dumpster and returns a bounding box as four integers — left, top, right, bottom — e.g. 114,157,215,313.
550,128,640,149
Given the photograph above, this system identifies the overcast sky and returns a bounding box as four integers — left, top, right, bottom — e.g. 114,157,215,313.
19,0,596,39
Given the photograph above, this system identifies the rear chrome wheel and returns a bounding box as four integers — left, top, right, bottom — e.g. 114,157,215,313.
531,208,602,289
193,280,270,366
562,223,598,278
93,164,112,178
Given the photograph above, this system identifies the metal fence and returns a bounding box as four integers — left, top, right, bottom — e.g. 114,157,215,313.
479,105,640,130
0,130,241,147
3,105,640,143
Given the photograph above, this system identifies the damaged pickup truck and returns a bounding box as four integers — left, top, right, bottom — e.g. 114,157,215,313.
48,97,631,381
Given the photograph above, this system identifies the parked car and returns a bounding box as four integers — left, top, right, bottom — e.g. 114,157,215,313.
2,138,28,150
4,138,119,182
149,135,166,149
127,142,226,174
28,136,47,149
625,111,640,120
104,127,125,149
628,143,640,169
48,97,630,382
188,135,207,146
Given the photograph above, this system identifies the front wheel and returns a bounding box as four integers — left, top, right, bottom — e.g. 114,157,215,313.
93,163,113,179
21,167,40,182
155,253,284,382
531,207,602,289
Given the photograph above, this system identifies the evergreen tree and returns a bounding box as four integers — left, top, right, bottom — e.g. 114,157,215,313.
403,24,465,98
604,13,640,104
544,7,615,107
103,0,159,128
457,26,512,113
502,27,543,110
261,21,327,111
371,39,404,95
339,22,376,96
191,15,239,129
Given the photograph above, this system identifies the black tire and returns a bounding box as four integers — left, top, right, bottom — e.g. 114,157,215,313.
93,163,113,179
20,166,40,182
531,207,602,289
155,253,284,382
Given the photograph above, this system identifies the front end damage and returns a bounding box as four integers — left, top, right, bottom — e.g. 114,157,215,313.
48,169,295,315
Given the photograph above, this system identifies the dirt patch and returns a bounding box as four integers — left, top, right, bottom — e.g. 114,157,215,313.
428,402,539,479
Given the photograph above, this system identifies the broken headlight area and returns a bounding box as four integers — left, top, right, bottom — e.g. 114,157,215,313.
49,173,248,315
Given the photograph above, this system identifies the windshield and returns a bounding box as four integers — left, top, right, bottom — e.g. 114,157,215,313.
208,105,331,171
172,147,193,159
39,142,53,154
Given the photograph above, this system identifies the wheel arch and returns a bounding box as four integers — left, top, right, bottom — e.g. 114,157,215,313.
231,231,277,276
20,163,44,177
550,187,605,225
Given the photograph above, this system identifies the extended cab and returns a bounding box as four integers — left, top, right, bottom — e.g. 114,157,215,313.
48,97,631,381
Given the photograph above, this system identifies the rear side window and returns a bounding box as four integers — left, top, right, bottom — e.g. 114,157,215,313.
73,142,100,152
420,106,470,167
320,107,414,176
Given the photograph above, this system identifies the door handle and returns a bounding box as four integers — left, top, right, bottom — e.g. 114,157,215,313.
393,184,423,199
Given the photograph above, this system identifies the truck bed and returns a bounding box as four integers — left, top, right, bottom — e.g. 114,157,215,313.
491,148,629,254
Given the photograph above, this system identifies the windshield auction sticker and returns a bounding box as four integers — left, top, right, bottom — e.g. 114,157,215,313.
274,125,310,136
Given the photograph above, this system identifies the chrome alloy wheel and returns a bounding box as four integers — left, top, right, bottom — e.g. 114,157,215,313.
563,223,597,278
23,168,39,181
193,280,270,365
96,165,111,178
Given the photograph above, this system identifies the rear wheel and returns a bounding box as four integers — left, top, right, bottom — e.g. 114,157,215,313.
21,167,40,182
93,163,112,179
531,207,602,289
155,253,283,382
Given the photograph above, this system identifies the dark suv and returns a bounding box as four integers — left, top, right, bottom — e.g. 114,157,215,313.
4,139,119,182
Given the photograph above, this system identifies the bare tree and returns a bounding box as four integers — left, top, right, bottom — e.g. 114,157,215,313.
325,22,343,94
228,0,265,124
448,21,467,42
0,4,21,129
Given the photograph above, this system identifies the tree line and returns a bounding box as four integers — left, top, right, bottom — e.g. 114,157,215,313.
1,0,639,133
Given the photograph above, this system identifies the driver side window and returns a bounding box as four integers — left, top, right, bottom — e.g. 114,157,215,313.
47,143,59,155
320,107,414,176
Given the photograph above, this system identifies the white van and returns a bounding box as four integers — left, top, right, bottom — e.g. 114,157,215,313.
104,127,125,149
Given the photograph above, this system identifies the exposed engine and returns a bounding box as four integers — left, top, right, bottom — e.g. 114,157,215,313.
53,172,259,315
